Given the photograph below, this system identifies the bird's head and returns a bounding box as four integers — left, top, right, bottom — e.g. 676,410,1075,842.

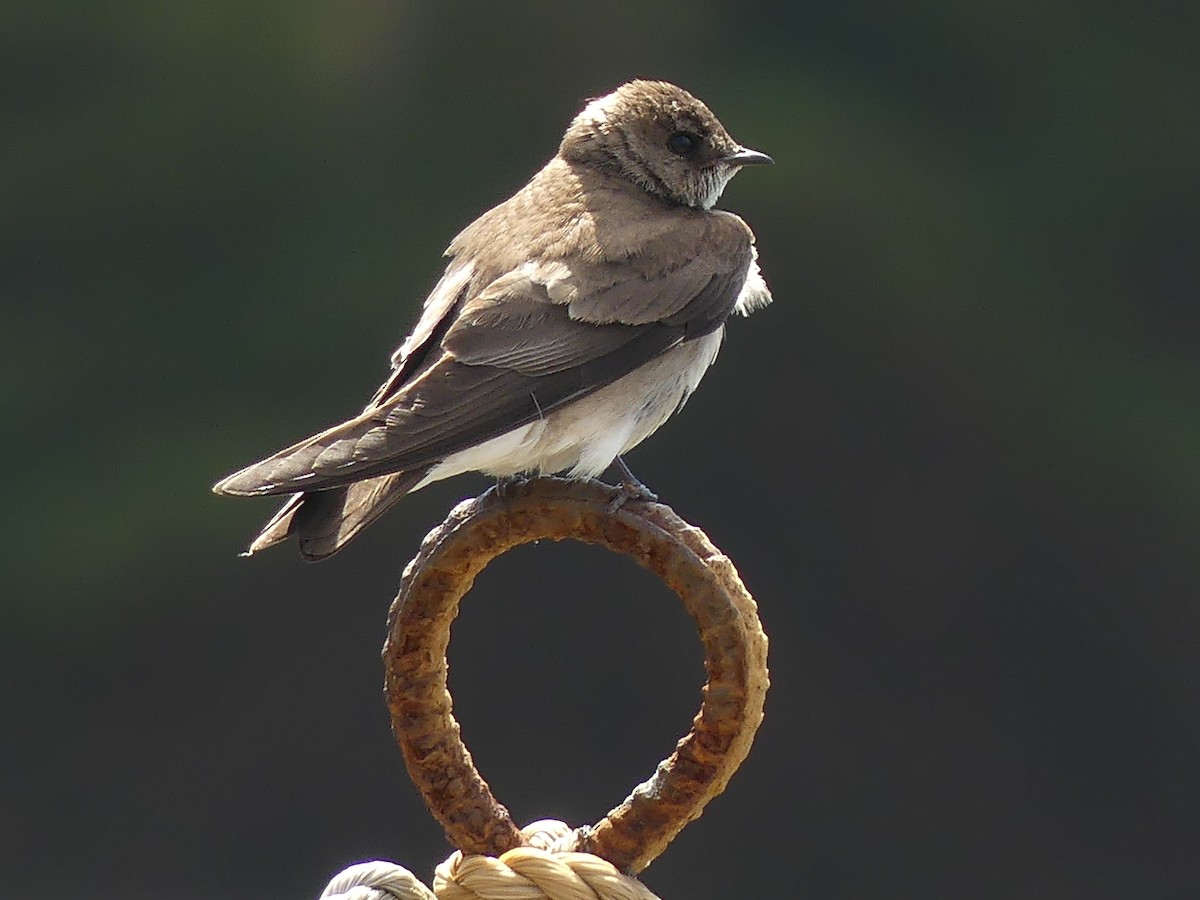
560,79,772,210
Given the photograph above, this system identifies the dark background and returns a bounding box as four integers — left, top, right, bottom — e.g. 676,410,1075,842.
4,2,1199,897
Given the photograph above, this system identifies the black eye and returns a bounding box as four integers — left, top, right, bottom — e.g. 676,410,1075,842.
667,131,700,157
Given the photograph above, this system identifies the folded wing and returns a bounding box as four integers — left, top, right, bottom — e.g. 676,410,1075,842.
213,214,754,498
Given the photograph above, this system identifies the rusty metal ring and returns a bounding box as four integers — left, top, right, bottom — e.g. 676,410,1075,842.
383,476,769,874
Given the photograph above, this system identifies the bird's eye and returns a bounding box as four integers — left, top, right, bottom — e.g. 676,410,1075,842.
667,131,700,157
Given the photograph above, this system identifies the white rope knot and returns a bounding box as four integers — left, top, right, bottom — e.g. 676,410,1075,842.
318,860,437,900
317,822,661,900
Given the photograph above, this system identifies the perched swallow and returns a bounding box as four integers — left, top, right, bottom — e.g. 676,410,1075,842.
214,79,773,559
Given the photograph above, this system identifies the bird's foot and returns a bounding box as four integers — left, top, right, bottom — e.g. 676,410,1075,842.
607,456,658,513
493,472,530,501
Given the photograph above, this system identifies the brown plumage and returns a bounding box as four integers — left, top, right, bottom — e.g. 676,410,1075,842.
214,79,773,559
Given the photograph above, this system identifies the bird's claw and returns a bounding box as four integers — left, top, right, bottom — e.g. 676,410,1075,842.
493,473,529,501
606,457,658,513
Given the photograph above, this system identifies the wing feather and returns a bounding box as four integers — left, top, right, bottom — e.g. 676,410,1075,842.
214,211,757,497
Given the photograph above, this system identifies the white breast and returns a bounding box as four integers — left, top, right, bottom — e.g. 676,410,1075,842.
418,328,726,487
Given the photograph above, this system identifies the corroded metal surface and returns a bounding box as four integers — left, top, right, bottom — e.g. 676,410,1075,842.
382,476,769,873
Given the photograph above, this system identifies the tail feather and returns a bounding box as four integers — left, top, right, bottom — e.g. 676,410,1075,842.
243,492,309,555
212,410,382,498
243,469,429,561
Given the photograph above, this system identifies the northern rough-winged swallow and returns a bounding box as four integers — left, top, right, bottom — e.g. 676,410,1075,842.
214,79,773,559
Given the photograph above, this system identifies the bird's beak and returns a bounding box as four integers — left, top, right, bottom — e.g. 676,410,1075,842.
724,146,774,166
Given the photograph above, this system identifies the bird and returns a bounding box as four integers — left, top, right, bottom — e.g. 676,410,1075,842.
213,79,773,560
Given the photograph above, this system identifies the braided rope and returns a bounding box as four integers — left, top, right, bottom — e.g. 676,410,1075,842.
318,860,436,900
318,822,660,900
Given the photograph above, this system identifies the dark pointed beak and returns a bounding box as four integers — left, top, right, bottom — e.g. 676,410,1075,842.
724,146,774,166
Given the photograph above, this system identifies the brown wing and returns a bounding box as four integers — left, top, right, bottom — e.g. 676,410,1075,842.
214,215,753,497
361,261,476,411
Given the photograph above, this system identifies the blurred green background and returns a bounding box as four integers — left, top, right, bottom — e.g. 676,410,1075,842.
4,1,1198,897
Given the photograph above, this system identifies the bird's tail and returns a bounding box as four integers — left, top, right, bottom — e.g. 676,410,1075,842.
212,408,387,498
244,468,429,561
